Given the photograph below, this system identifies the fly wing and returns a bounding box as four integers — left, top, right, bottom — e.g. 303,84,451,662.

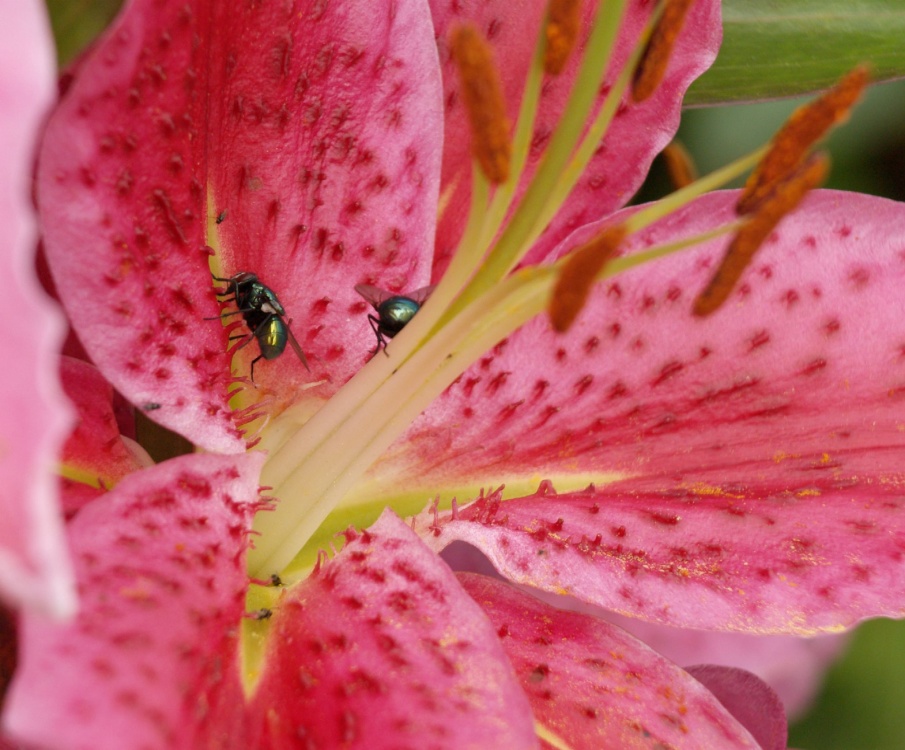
354,283,393,309
407,285,436,305
284,321,310,371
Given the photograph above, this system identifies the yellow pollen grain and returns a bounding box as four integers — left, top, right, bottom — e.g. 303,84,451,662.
544,0,582,74
549,225,626,332
450,24,512,184
694,152,829,317
662,140,698,189
632,0,696,103
738,65,869,215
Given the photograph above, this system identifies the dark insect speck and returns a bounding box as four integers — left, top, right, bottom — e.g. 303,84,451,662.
355,283,434,357
209,272,309,382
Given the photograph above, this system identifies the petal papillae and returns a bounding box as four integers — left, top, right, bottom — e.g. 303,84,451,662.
248,512,537,748
38,0,443,450
3,453,264,750
0,0,74,616
459,573,763,748
409,190,905,633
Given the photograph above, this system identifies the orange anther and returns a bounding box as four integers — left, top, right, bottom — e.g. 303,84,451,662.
662,140,698,189
450,24,512,184
694,153,828,317
738,66,868,215
549,225,626,332
632,0,695,103
545,0,582,75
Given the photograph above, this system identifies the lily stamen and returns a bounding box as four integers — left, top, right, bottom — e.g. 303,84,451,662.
738,65,868,214
549,225,626,332
450,24,512,184
544,0,582,74
632,0,696,102
695,152,829,316
662,140,698,190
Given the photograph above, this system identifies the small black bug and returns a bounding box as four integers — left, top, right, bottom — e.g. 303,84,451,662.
355,284,435,355
210,272,309,381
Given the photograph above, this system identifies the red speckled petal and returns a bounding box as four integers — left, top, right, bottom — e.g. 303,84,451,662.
38,0,442,448
684,665,787,750
380,191,905,501
0,1,75,616
597,609,846,720
2,452,264,750
404,190,905,633
248,511,537,749
458,573,761,749
59,356,149,515
428,0,721,273
208,0,442,396
417,476,905,633
39,1,240,452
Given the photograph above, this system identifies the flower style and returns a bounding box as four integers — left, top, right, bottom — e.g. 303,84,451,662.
3,0,905,747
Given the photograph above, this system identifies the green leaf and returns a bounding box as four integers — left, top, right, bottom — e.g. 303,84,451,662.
686,0,905,106
45,0,123,66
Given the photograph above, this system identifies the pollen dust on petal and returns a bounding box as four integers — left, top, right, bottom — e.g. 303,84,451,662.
632,0,696,103
550,225,626,332
738,66,869,215
694,153,829,317
450,24,512,183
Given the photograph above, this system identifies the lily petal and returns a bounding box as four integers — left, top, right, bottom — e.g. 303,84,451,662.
380,191,905,499
684,664,787,750
38,0,443,448
428,0,722,271
59,356,150,515
0,0,75,616
601,608,847,720
409,190,905,632
249,510,537,748
2,452,264,750
419,471,905,633
458,573,763,749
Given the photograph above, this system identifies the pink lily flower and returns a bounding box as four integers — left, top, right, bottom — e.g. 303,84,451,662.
3,0,904,747
0,0,74,618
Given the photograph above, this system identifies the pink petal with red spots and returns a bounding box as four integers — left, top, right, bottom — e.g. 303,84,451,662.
380,191,905,502
38,0,442,449
599,609,847,719
248,511,537,749
207,0,442,397
442,544,844,718
2,452,264,750
0,1,75,617
418,474,905,633
59,356,150,515
428,0,721,274
405,189,905,633
458,573,761,749
684,665,787,750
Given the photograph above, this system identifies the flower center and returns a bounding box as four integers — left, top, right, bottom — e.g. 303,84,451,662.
244,1,865,583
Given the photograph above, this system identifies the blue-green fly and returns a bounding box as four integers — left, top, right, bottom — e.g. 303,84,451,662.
211,272,309,381
355,283,435,356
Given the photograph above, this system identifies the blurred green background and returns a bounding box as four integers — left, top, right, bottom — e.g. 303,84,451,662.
41,1,905,747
